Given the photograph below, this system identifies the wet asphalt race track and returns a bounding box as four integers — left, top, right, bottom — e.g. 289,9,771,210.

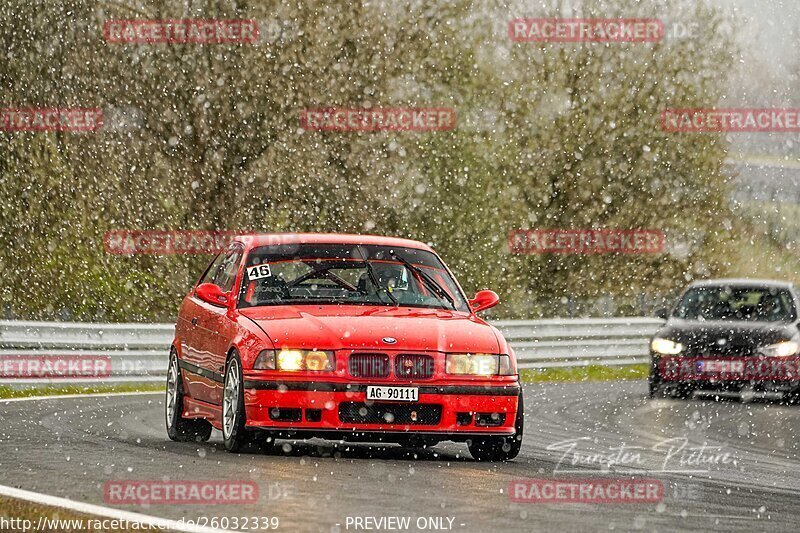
2,382,800,533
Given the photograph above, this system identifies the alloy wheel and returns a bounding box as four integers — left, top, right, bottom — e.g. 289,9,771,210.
223,359,240,439
166,356,178,427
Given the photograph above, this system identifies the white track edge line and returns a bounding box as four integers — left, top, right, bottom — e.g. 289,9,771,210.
0,484,234,533
1,391,162,403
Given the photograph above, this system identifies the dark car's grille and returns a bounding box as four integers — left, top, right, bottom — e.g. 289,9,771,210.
339,402,442,425
704,343,755,357
349,353,391,378
683,341,756,358
394,354,435,380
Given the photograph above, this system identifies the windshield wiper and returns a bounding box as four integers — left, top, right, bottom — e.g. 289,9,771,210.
389,252,456,310
357,246,399,306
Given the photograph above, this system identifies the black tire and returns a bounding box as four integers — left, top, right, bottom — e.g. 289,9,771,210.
648,360,662,398
785,389,800,405
648,378,662,398
222,351,256,452
672,382,695,399
165,351,212,442
467,389,524,462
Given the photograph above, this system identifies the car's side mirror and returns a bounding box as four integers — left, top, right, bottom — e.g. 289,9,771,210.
469,290,500,313
196,283,230,307
654,307,669,320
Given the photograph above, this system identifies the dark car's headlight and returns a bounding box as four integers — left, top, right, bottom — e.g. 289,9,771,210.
650,337,684,355
254,349,335,371
445,354,513,376
760,340,800,358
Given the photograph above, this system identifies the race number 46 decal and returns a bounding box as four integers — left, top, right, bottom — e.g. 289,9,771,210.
247,263,272,280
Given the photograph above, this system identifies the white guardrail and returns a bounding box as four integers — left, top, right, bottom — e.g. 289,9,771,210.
0,318,664,385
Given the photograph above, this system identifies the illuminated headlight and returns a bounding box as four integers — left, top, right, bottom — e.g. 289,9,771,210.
277,349,304,371
446,354,513,376
760,340,800,358
650,338,684,355
254,349,335,371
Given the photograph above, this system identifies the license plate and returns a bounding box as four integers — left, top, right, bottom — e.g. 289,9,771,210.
697,360,744,373
366,386,419,402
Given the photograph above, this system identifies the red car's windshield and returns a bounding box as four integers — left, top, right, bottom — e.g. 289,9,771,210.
238,244,469,312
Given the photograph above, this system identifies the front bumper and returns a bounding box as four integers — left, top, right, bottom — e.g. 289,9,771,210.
651,354,800,387
241,377,520,439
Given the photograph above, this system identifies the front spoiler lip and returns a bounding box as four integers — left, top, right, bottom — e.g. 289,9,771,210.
241,379,521,396
242,427,516,442
652,353,800,382
657,379,799,388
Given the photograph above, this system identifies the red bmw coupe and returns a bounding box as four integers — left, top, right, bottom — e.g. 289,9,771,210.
166,233,523,461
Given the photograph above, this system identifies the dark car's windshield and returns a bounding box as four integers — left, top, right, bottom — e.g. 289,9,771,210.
674,286,797,322
238,243,469,312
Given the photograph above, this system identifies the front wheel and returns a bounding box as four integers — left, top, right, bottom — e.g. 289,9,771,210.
648,361,662,398
222,352,256,452
467,389,524,462
671,382,695,399
648,378,662,398
166,351,212,442
784,388,800,405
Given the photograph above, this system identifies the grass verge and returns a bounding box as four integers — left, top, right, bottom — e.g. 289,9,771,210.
0,495,159,532
0,383,163,399
520,364,648,383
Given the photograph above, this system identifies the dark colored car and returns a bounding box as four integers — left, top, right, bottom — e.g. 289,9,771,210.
648,279,800,400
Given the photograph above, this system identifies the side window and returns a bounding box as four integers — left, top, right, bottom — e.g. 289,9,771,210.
198,253,225,286
213,248,244,292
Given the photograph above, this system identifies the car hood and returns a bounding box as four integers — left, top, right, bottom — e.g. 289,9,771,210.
656,318,798,355
239,305,501,354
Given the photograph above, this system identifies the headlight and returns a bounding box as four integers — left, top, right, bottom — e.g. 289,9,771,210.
760,341,800,358
254,349,335,371
254,349,276,369
446,354,513,376
278,349,304,370
651,338,684,355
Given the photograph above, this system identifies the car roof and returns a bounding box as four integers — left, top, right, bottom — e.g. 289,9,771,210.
232,233,435,253
688,278,795,290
